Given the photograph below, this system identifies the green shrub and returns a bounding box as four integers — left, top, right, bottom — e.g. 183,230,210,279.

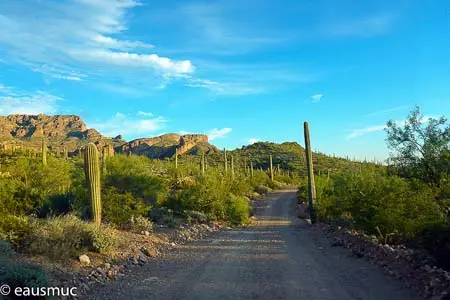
102,187,151,227
415,220,450,269
314,169,441,243
0,215,30,246
0,240,14,257
0,259,48,295
184,210,208,224
86,226,117,254
26,215,117,259
225,194,250,225
255,185,271,195
127,216,153,233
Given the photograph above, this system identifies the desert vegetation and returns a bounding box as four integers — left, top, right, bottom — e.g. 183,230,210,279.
298,107,450,269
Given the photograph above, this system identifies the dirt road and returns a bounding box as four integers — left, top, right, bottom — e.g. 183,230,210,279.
88,189,421,300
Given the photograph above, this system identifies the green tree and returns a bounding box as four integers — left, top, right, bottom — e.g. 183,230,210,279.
385,106,450,187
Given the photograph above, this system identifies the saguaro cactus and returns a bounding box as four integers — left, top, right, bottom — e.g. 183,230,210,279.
304,121,317,223
175,148,178,169
84,143,102,226
250,161,254,178
224,148,228,173
269,155,274,182
41,139,47,167
201,153,205,176
231,155,235,179
63,147,68,159
102,147,108,175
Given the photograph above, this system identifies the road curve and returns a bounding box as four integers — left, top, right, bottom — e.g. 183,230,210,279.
88,189,421,300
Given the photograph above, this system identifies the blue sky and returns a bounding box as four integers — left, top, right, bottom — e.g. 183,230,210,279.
0,0,449,161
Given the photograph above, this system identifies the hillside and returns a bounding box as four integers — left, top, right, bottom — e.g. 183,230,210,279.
0,114,218,158
0,114,125,154
118,133,218,159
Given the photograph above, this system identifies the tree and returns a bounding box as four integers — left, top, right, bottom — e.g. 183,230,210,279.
385,106,450,187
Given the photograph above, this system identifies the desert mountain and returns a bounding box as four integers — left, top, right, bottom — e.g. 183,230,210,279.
0,114,217,157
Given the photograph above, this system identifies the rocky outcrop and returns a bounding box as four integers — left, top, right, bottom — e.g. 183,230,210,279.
0,114,123,155
119,133,216,158
178,134,209,155
0,114,216,159
0,114,87,139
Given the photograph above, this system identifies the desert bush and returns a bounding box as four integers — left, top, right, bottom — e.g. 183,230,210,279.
127,216,154,233
225,194,250,225
0,215,31,247
183,210,209,224
0,240,14,257
255,185,272,195
26,215,117,259
415,220,450,269
0,259,48,295
102,187,151,227
311,169,441,243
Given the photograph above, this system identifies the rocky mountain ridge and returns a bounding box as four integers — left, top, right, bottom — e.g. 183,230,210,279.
0,114,216,157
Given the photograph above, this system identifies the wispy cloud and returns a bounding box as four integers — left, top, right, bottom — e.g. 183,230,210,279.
88,112,167,138
207,128,232,141
248,138,259,145
0,0,194,90
324,14,397,37
347,115,438,139
0,83,61,114
186,78,264,96
363,105,409,117
347,125,386,139
311,93,323,103
137,111,153,117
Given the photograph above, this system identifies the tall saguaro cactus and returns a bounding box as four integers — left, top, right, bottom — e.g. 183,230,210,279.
224,148,228,173
269,155,274,182
231,155,235,179
304,121,317,223
201,153,205,176
63,147,68,159
41,139,47,167
250,161,254,178
84,143,102,226
175,148,178,169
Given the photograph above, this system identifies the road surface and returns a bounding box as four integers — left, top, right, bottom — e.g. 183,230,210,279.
88,189,420,300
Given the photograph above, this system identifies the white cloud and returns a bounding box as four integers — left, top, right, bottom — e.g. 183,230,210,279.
311,93,323,103
179,130,192,135
363,106,408,117
347,125,386,139
137,111,153,117
186,78,264,96
347,115,438,139
207,128,232,141
0,83,61,115
248,138,259,144
0,83,63,111
89,112,167,138
0,0,194,88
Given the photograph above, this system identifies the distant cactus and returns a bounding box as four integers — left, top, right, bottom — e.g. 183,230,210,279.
108,144,115,157
175,148,178,169
269,155,274,182
231,155,235,179
84,143,102,226
250,161,254,178
102,147,107,175
201,153,205,176
304,121,317,223
224,148,228,173
41,139,47,167
63,147,68,159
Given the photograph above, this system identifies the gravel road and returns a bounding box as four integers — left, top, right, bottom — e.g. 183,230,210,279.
88,189,421,300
